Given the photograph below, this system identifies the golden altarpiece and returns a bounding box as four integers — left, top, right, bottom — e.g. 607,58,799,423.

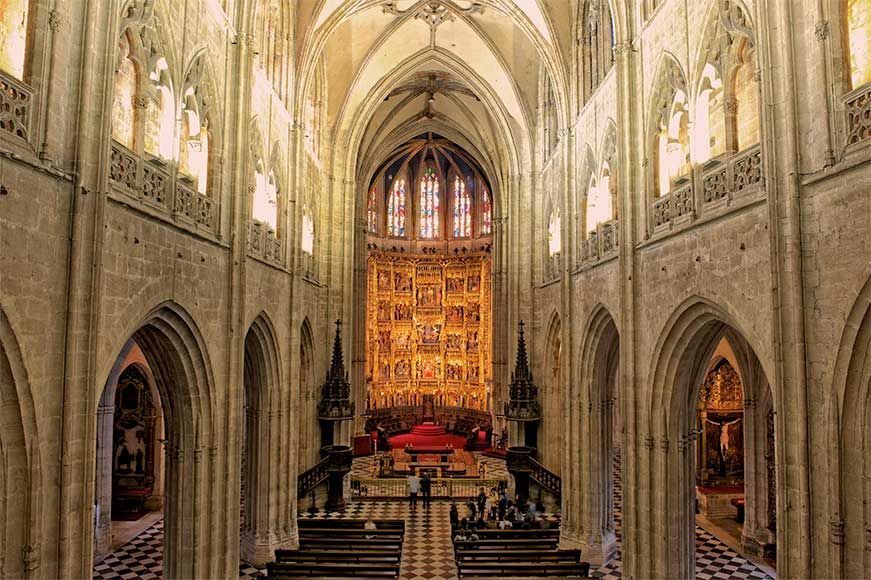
364,135,493,413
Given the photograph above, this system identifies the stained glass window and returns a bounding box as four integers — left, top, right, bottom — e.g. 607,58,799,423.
387,178,406,237
419,167,440,239
452,175,472,238
367,186,378,233
0,0,29,79
481,188,492,235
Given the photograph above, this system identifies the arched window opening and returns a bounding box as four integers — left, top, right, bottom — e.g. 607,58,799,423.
144,58,175,160
252,163,278,230
0,0,30,80
256,0,285,93
548,207,561,257
581,0,615,102
179,104,210,195
301,208,314,255
848,0,871,89
586,166,613,234
367,186,378,233
452,174,472,238
112,37,138,149
693,64,725,164
387,177,406,237
655,89,690,197
419,167,440,239
733,42,760,151
481,187,492,235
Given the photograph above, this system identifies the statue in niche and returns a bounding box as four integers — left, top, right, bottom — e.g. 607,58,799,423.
378,301,391,321
466,303,481,323
395,359,411,378
380,360,391,380
445,333,462,350
417,286,442,307
467,330,479,352
468,365,479,382
417,322,442,344
379,330,391,350
467,276,480,292
395,332,411,350
395,303,413,321
446,306,464,323
394,271,413,292
418,358,440,379
447,277,465,293
378,270,392,290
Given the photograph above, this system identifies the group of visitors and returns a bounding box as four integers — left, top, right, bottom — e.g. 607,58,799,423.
406,472,433,507
449,488,549,535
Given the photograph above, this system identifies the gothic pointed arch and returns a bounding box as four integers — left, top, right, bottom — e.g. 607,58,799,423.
0,308,42,579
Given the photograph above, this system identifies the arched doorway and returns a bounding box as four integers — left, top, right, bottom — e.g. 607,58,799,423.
577,307,620,565
647,301,778,579
93,341,165,564
539,314,562,472
240,314,283,565
298,320,317,472
91,304,215,579
0,308,42,579
832,276,871,579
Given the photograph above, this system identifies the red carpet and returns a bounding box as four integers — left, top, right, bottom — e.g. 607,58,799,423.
389,431,468,450
411,423,446,436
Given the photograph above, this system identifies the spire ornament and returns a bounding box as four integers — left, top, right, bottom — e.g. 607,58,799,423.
317,320,355,420
504,321,541,421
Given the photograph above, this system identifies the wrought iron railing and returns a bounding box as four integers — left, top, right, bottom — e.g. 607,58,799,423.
108,142,217,233
351,477,503,499
297,455,331,499
297,445,353,499
528,456,561,497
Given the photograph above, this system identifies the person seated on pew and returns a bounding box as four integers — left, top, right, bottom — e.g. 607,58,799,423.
364,517,377,540
498,518,511,530
449,503,459,528
475,516,487,530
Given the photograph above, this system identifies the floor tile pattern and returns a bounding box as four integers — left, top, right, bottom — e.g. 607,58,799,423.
93,452,775,579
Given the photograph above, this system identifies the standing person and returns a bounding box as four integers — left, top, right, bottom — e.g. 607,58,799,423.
408,473,420,508
476,487,487,516
497,490,507,521
421,472,432,507
449,503,459,528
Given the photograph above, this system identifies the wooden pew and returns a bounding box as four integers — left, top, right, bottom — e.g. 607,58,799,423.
266,561,400,578
298,518,405,530
455,548,582,563
456,561,590,578
274,549,401,564
453,537,559,551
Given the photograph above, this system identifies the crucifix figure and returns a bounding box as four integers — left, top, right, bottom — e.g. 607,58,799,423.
706,416,742,461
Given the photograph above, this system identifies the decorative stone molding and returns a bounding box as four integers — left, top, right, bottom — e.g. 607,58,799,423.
723,97,739,115
0,73,32,141
612,42,632,56
235,32,256,48
845,85,871,146
829,516,845,545
814,20,829,42
658,436,670,452
644,433,654,450
382,0,484,29
48,8,64,33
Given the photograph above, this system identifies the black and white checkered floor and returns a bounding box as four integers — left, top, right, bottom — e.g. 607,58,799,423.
93,453,775,579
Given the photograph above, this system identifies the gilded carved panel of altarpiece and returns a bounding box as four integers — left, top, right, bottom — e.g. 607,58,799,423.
367,252,491,410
